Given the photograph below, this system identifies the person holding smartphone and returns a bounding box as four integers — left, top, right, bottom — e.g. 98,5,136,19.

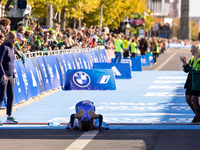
0,31,18,125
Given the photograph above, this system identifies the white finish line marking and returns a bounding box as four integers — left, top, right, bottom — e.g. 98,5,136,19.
154,53,176,70
65,130,99,150
157,76,187,79
153,80,185,83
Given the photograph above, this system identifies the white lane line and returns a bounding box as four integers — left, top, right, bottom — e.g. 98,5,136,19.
65,130,99,150
157,76,187,79
154,53,176,70
148,85,183,89
153,80,185,83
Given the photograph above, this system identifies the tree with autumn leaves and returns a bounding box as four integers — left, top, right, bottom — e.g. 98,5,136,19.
1,0,154,32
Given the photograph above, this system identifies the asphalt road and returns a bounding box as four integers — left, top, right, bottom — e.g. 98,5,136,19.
0,129,200,150
1,48,198,150
143,48,191,71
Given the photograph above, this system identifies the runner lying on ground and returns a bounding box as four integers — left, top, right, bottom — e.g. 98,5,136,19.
67,100,104,132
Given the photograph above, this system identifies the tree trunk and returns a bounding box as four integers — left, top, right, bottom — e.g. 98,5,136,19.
61,7,66,30
179,0,189,40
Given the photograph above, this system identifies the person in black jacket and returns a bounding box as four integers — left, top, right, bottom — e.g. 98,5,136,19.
0,31,18,125
139,38,147,55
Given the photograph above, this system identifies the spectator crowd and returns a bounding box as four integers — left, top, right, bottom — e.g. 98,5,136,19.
0,17,196,66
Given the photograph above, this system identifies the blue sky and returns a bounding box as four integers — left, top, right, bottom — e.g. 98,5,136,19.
189,0,200,17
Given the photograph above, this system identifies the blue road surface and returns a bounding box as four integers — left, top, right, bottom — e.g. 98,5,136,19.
0,71,196,129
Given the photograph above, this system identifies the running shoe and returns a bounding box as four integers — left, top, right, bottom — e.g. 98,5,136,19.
0,121,3,125
191,116,197,123
6,116,18,124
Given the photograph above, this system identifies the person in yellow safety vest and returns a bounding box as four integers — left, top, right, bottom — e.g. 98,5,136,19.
180,44,200,123
130,39,137,58
114,34,123,63
122,36,130,58
48,30,59,50
48,23,60,44
152,39,160,64
34,32,48,51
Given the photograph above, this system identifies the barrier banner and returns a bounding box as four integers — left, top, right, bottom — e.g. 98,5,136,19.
146,53,154,63
93,50,101,63
31,58,46,94
17,60,32,100
24,59,40,97
50,55,63,86
63,53,77,69
79,53,91,69
97,49,108,63
56,55,66,87
13,60,26,103
93,63,131,79
85,51,95,68
122,58,132,70
141,55,151,67
43,56,61,89
72,53,83,69
131,58,142,71
37,56,52,91
105,50,111,63
65,69,116,90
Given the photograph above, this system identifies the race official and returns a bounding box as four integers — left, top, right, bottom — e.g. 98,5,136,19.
180,44,200,123
114,35,123,63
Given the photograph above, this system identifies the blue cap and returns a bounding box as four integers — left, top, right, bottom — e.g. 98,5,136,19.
17,33,24,41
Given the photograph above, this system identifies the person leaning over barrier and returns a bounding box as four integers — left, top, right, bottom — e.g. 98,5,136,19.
180,44,200,123
68,100,103,132
0,31,18,125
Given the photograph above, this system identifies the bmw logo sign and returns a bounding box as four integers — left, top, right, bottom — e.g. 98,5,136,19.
73,71,91,87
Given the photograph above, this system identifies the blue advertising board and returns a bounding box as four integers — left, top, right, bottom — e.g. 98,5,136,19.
17,60,32,100
63,53,77,69
97,49,108,63
146,53,154,63
93,50,100,63
43,56,61,89
85,51,95,68
31,58,46,94
24,58,40,97
93,63,131,79
72,53,82,69
14,60,26,103
141,55,151,67
131,58,142,71
56,55,66,87
78,53,91,69
37,56,52,91
50,55,63,86
65,69,116,90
